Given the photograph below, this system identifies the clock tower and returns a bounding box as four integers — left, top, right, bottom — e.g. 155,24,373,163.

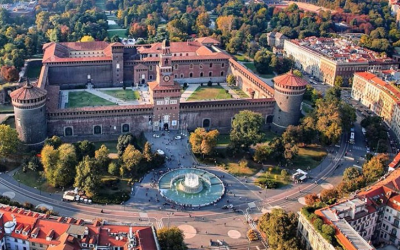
157,39,174,86
148,39,181,131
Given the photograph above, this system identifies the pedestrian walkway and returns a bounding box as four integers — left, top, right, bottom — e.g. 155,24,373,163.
180,84,199,102
220,83,240,99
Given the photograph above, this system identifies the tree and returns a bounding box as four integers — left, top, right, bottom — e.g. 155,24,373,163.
258,209,301,250
230,110,263,152
74,156,100,197
254,50,274,74
0,66,19,82
108,162,119,176
362,154,388,183
53,143,77,187
0,125,19,158
226,74,236,86
75,140,96,161
117,133,136,156
304,193,320,206
340,102,356,132
334,76,344,87
95,144,110,170
189,128,219,157
142,142,153,163
44,136,62,149
281,169,288,178
157,227,187,250
343,167,361,182
320,188,339,204
80,35,95,42
122,144,143,176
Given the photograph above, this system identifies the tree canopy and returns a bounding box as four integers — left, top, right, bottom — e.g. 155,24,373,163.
157,227,187,250
0,124,19,158
189,128,219,157
230,110,263,152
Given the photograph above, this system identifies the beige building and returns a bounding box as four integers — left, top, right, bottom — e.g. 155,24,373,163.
284,37,398,86
351,72,400,140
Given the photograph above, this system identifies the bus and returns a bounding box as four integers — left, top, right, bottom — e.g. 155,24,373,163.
349,132,355,144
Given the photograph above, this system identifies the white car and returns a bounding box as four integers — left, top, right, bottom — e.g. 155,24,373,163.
174,135,182,140
153,134,160,138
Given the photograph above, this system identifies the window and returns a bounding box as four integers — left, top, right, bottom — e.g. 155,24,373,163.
175,74,177,78
189,73,193,78
209,72,212,77
149,75,153,80
180,74,184,78
200,72,203,77
93,125,102,135
14,239,17,242
203,119,211,128
220,71,224,76
190,63,193,69
199,64,203,69
174,64,178,70
210,63,213,67
222,63,225,67
65,127,73,136
149,65,153,71
122,124,129,133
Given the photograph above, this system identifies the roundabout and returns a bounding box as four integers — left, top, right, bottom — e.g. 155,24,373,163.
158,168,225,207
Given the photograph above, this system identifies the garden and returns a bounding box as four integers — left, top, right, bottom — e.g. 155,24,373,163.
187,85,232,101
67,91,115,108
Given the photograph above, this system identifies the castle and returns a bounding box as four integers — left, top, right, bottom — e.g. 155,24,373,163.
10,38,307,145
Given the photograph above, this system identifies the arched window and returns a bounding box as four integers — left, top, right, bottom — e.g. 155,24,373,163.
93,125,102,135
209,72,212,77
200,72,203,77
209,63,213,67
189,72,193,78
199,64,203,69
203,119,210,128
65,127,73,136
149,65,153,71
122,124,130,133
174,64,178,70
189,64,193,69
220,71,224,76
180,74,184,78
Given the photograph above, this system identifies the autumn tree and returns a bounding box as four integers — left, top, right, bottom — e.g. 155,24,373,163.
304,193,320,206
108,162,119,176
44,136,62,149
95,144,110,171
226,74,236,86
320,188,339,204
189,128,219,157
334,76,344,87
0,124,19,158
157,227,187,250
80,35,94,42
362,153,388,183
258,209,301,250
117,133,135,156
1,66,19,82
230,110,263,152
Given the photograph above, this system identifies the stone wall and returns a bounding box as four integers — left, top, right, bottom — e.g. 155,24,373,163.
47,64,113,89
14,104,47,145
181,99,275,133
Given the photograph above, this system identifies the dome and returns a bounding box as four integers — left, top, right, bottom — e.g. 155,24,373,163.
10,81,47,101
273,70,308,87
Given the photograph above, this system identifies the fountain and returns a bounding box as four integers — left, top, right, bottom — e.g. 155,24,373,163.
158,168,225,207
178,173,203,193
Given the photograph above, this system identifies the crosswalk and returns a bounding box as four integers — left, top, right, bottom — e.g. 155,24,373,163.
351,145,365,151
156,220,164,229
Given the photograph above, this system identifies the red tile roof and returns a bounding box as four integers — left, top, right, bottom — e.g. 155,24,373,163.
273,70,308,87
195,37,220,45
137,41,201,54
10,83,47,101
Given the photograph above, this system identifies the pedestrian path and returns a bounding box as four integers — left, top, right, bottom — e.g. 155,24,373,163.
180,84,199,102
220,83,240,99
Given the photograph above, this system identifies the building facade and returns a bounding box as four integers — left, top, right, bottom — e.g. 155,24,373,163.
284,37,398,86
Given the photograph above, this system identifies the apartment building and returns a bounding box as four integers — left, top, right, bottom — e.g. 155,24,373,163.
284,37,398,86
0,206,160,250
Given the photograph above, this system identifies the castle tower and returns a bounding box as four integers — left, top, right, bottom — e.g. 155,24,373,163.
149,39,181,131
111,42,124,86
271,70,308,134
10,80,48,145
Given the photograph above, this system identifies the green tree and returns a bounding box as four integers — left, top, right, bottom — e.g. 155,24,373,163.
189,128,219,157
157,227,187,250
74,156,100,197
258,209,301,250
281,169,288,178
44,136,62,149
343,167,361,182
340,102,356,132
117,133,136,156
41,145,59,186
0,124,19,158
226,74,236,86
122,144,143,176
230,110,263,152
95,144,110,171
53,143,77,187
75,140,96,161
108,162,119,176
254,50,274,74
334,76,343,87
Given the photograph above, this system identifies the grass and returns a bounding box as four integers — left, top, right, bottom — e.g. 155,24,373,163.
255,166,290,188
292,145,327,170
187,85,232,101
216,134,230,147
100,89,140,101
98,175,130,195
67,91,115,108
243,62,275,79
231,87,249,98
14,169,59,193
0,104,14,114
108,29,127,38
26,65,42,78
93,140,118,154
234,54,248,62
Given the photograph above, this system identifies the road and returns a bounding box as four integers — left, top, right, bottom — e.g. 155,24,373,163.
0,128,361,249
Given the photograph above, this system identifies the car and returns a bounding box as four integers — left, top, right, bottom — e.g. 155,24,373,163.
222,205,229,209
153,134,160,138
174,135,182,140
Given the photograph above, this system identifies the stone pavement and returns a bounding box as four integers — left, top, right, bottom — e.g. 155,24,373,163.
180,84,198,102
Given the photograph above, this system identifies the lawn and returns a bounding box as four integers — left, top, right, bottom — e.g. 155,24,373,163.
67,91,115,108
27,64,42,78
14,169,59,193
292,145,327,170
93,140,118,154
187,85,232,101
255,166,290,188
216,134,230,147
108,29,127,38
98,175,131,195
243,62,275,79
231,87,249,98
100,89,140,101
234,54,248,62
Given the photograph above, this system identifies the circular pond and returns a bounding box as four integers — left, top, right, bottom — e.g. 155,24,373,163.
158,168,225,207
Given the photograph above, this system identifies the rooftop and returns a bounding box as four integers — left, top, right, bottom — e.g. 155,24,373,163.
273,70,308,87
10,81,47,101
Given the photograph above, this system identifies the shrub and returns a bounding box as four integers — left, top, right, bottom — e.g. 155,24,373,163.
92,191,130,204
247,229,258,241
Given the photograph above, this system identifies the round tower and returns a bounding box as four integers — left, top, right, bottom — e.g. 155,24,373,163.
10,80,47,145
271,70,308,134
